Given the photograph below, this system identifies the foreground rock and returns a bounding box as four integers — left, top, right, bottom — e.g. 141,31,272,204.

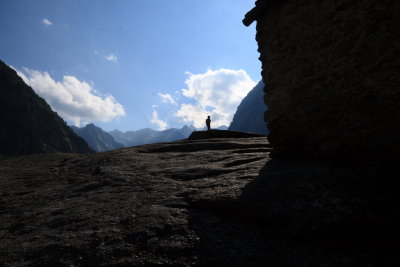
189,129,265,140
1,136,398,266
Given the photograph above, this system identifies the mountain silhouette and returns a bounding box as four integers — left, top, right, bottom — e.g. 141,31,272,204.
229,80,268,134
71,123,124,152
109,125,196,147
0,60,93,156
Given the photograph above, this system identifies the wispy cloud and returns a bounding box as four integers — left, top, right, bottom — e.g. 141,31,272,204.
16,67,125,126
175,104,209,128
150,110,168,130
41,18,53,27
105,53,118,62
158,93,177,105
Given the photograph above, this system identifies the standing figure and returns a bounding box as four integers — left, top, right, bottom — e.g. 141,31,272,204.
206,116,211,131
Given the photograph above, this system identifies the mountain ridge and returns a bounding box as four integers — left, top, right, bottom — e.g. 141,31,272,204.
109,125,196,147
229,80,268,134
71,123,124,152
0,60,93,156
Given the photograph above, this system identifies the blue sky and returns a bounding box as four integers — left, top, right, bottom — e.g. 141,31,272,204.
0,0,260,131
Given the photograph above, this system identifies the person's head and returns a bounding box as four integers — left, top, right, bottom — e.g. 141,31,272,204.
207,116,210,119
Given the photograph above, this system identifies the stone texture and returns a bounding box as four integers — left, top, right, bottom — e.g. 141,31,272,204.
1,137,398,266
252,0,400,161
0,137,271,266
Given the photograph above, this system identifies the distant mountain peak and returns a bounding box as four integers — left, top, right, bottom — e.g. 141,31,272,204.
71,123,124,152
229,80,269,135
109,125,196,147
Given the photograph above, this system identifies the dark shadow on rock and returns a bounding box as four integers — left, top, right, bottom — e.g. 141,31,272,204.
187,158,400,266
189,130,265,140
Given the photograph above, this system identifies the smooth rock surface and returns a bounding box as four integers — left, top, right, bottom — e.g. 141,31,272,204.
1,137,398,266
189,130,265,140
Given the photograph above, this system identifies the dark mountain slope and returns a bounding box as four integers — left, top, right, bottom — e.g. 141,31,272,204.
0,60,93,156
71,124,124,152
229,80,268,134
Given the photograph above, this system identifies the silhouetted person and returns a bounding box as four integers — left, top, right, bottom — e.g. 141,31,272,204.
206,116,211,131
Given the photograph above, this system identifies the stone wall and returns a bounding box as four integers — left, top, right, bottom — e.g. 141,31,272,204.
250,0,400,161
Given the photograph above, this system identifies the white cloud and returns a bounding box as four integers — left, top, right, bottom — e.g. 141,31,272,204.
41,18,53,27
175,68,256,128
105,53,118,62
175,104,209,128
150,110,168,130
158,93,177,105
16,68,125,126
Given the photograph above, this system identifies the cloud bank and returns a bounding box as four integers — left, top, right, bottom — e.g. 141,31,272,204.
176,69,256,128
16,68,125,126
158,93,177,105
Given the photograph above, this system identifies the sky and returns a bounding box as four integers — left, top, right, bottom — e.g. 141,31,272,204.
0,0,260,132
